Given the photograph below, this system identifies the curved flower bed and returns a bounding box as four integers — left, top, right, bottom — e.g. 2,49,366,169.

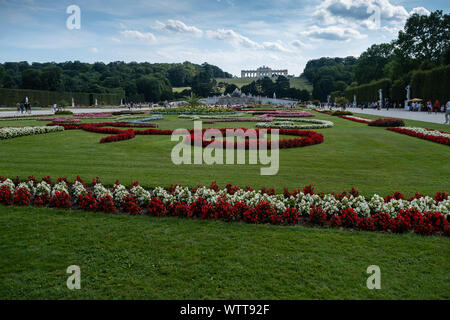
256,119,334,129
387,127,450,146
338,115,373,124
1,176,448,236
184,128,324,150
0,126,64,140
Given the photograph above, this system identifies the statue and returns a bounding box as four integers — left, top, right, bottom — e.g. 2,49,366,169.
353,95,357,107
405,85,411,101
378,89,383,109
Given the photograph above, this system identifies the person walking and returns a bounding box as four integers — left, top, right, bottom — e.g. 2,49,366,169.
434,100,440,114
16,103,20,115
445,101,450,124
20,103,24,114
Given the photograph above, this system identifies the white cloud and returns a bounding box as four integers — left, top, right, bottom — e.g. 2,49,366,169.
262,41,292,53
120,30,157,42
410,7,431,16
91,47,99,53
111,37,121,43
302,25,367,41
156,19,203,37
206,28,262,49
314,0,411,29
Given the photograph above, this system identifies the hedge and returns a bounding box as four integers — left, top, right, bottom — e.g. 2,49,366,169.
344,79,391,103
0,88,123,107
410,65,450,103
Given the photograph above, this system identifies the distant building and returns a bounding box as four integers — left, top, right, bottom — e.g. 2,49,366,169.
241,66,288,78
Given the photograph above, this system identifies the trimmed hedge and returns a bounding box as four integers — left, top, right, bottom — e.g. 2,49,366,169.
344,79,391,103
0,88,123,107
411,65,450,104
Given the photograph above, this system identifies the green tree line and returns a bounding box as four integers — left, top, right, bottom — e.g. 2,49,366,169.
302,10,450,103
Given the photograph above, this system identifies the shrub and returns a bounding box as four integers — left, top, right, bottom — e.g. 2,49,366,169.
122,194,141,215
332,110,353,116
148,197,167,217
55,110,73,115
371,212,393,231
79,193,98,212
13,187,31,206
369,118,405,127
50,191,71,209
309,206,327,225
0,185,13,205
98,195,116,214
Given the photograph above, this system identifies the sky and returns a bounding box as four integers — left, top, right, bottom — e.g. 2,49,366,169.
0,0,448,76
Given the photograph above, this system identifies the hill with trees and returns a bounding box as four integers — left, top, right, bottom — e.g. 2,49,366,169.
302,10,450,103
0,61,232,103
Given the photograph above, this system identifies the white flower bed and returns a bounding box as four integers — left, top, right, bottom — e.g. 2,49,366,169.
256,119,334,129
401,127,450,139
0,126,64,140
342,115,372,123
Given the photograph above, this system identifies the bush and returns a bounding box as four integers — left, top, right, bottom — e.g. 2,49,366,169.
369,118,405,127
55,110,73,115
331,110,353,116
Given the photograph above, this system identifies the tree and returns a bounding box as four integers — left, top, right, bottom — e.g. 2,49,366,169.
191,71,215,97
136,75,172,102
185,93,202,108
396,10,450,63
224,83,239,95
354,43,394,84
41,65,64,91
21,69,42,90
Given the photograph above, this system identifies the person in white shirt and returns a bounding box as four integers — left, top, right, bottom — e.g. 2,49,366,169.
445,101,450,124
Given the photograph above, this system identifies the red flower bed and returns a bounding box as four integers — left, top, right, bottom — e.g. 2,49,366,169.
369,118,405,127
387,128,450,146
13,187,31,206
185,128,323,150
100,129,135,144
0,185,13,205
50,191,71,209
1,176,449,237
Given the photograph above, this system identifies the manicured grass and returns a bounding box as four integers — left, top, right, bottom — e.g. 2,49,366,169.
0,111,448,197
0,206,448,299
172,87,191,93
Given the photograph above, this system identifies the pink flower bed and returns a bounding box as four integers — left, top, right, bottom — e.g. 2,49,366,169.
37,117,81,122
257,112,315,118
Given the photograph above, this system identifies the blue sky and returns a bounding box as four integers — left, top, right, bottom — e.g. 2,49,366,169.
0,0,448,76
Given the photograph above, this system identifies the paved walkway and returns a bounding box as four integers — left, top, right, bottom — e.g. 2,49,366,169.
344,107,448,125
0,107,152,118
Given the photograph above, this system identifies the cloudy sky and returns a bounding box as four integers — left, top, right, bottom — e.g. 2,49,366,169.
0,0,447,76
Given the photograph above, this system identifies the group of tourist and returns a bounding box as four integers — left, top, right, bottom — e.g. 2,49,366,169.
16,102,32,115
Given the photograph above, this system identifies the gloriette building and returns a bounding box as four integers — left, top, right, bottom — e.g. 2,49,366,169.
241,66,288,78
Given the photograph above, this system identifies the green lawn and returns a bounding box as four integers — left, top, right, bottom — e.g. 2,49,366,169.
0,206,448,299
1,110,449,300
0,111,448,197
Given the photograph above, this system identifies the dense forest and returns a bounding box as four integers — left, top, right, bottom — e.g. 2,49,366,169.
302,10,450,102
0,60,232,102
